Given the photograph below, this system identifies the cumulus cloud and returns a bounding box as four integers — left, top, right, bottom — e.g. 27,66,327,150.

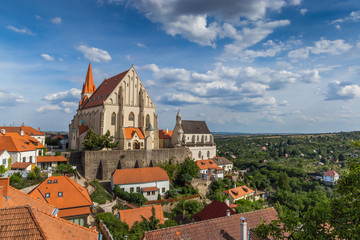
6,25,35,36
300,9,307,15
44,88,81,102
51,17,62,24
288,38,352,59
77,45,112,62
331,10,360,24
326,81,360,100
137,43,147,48
37,88,81,113
41,54,55,61
0,89,26,108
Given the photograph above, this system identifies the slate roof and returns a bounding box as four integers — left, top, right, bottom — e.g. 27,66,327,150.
192,200,236,221
181,120,211,134
81,69,129,109
119,205,164,228
212,156,233,166
37,156,68,163
112,167,169,185
143,207,278,240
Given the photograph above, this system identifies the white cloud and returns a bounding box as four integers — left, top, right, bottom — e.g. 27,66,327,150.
38,88,81,113
331,10,360,24
6,25,35,36
326,81,360,100
0,89,26,107
76,45,112,62
300,9,307,15
36,105,62,113
335,24,341,30
298,69,321,83
288,38,352,59
35,15,41,19
137,43,147,48
51,17,62,24
41,54,55,61
44,88,81,102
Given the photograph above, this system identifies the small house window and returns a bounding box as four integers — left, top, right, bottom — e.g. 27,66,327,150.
45,193,50,198
130,187,134,193
152,191,155,195
197,136,199,142
136,187,140,192
47,180,52,184
162,187,165,193
121,188,125,191
147,192,150,196
58,192,63,197
54,180,58,183
207,151,210,158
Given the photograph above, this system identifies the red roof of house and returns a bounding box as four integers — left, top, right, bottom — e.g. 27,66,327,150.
143,207,278,240
0,149,7,155
124,127,145,139
0,132,44,152
158,130,173,139
324,170,339,177
78,125,89,135
0,125,44,136
119,205,164,228
81,69,129,109
192,200,236,221
196,159,222,170
81,62,96,95
112,167,169,185
142,187,159,192
51,133,66,140
11,162,32,169
29,176,92,217
224,185,254,200
37,156,68,163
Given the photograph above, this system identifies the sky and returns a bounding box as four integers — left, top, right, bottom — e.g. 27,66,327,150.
1,0,360,133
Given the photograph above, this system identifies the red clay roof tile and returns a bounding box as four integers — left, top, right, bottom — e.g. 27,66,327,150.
124,127,145,139
192,200,236,221
112,167,169,185
37,156,68,163
119,205,164,228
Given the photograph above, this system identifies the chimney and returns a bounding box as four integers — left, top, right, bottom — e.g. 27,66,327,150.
0,178,10,198
234,183,236,188
226,209,230,217
38,127,40,131
48,171,52,177
0,129,5,135
166,128,168,134
20,126,24,136
224,198,230,207
240,217,247,240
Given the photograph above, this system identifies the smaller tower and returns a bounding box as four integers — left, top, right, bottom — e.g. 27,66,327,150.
176,109,181,125
81,62,96,100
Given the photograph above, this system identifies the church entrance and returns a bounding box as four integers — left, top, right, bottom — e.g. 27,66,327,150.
133,141,140,149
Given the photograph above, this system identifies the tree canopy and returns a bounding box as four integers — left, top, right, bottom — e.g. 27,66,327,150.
83,129,118,150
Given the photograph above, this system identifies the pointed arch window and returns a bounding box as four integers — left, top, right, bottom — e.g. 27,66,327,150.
129,112,135,127
111,112,116,125
146,114,150,128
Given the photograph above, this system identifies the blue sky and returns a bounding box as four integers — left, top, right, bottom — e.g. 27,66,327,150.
1,0,360,133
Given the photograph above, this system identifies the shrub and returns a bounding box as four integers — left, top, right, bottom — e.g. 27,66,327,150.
90,181,113,204
55,151,61,156
10,172,23,184
28,171,37,180
113,186,147,205
0,165,5,174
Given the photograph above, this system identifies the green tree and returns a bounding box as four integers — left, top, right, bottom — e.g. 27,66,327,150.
101,130,118,149
171,199,204,219
56,163,75,174
83,129,117,150
0,165,5,174
176,158,199,184
28,171,37,180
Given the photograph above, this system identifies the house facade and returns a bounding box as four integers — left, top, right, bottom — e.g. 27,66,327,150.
111,167,170,201
224,185,255,203
211,156,233,173
0,150,10,169
323,170,339,185
0,125,45,146
171,111,216,160
69,63,159,150
196,159,224,180
36,156,68,170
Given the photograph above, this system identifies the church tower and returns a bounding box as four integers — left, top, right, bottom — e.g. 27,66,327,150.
81,62,96,101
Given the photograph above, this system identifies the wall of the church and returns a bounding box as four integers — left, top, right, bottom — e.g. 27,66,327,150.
188,146,217,161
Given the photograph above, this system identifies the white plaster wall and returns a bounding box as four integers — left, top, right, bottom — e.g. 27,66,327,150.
112,180,169,195
188,146,216,161
9,150,37,164
0,151,10,169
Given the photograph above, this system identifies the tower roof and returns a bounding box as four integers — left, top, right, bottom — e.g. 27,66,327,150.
81,62,96,95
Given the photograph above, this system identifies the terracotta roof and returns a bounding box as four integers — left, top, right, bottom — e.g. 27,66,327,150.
51,133,66,140
57,206,91,218
142,187,159,192
11,162,31,169
0,132,45,152
212,156,233,166
0,149,6,155
224,186,254,200
0,206,47,239
28,176,92,217
143,207,278,240
81,62,96,95
0,125,44,136
0,205,98,240
159,130,173,139
196,159,222,170
81,69,129,109
181,120,211,134
112,167,169,185
78,125,89,135
324,170,339,177
124,127,145,139
192,200,236,221
37,156,68,163
0,178,55,214
119,205,164,228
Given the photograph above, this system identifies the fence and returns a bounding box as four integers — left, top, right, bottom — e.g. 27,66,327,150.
144,193,201,205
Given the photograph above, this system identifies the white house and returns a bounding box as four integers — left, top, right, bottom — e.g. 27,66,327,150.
0,149,10,170
0,125,46,146
323,170,339,185
196,159,224,180
211,156,233,173
224,185,255,203
111,167,170,201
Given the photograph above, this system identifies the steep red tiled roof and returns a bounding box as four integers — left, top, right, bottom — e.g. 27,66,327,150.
224,186,254,200
119,205,164,228
112,167,169,185
78,125,89,135
0,132,45,152
192,200,236,221
196,159,222,170
81,69,129,109
143,207,278,240
11,162,31,169
57,206,91,218
124,127,145,139
0,125,44,136
159,130,173,139
142,187,158,192
81,62,96,95
324,170,339,177
37,156,68,163
29,176,92,217
51,133,66,140
0,149,7,155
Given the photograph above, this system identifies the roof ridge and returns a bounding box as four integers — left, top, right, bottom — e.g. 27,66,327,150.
10,186,56,209
63,175,93,205
33,206,98,234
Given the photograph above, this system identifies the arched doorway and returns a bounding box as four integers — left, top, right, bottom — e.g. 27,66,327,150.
133,141,140,149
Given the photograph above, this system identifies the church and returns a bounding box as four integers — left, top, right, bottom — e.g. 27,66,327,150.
69,63,159,150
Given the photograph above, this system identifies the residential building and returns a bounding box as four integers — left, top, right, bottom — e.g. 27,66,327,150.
323,170,339,185
51,132,69,149
171,111,216,160
0,125,46,145
0,149,10,169
36,156,68,170
111,167,170,201
158,129,173,148
29,176,93,226
142,207,278,240
224,185,255,203
118,205,164,228
211,156,233,173
69,63,159,150
192,200,236,221
11,162,32,171
196,159,224,180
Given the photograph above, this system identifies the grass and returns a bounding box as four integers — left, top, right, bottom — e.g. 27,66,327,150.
90,180,113,204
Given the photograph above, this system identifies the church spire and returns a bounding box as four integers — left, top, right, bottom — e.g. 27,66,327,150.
81,62,96,100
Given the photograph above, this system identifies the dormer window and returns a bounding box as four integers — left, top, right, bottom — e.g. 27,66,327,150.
45,193,50,198
54,180,58,183
47,180,52,184
58,192,63,197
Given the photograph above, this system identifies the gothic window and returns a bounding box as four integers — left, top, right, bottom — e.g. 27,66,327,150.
198,151,201,158
205,136,207,141
207,151,210,158
197,136,199,142
129,112,135,127
146,114,150,128
111,112,116,125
